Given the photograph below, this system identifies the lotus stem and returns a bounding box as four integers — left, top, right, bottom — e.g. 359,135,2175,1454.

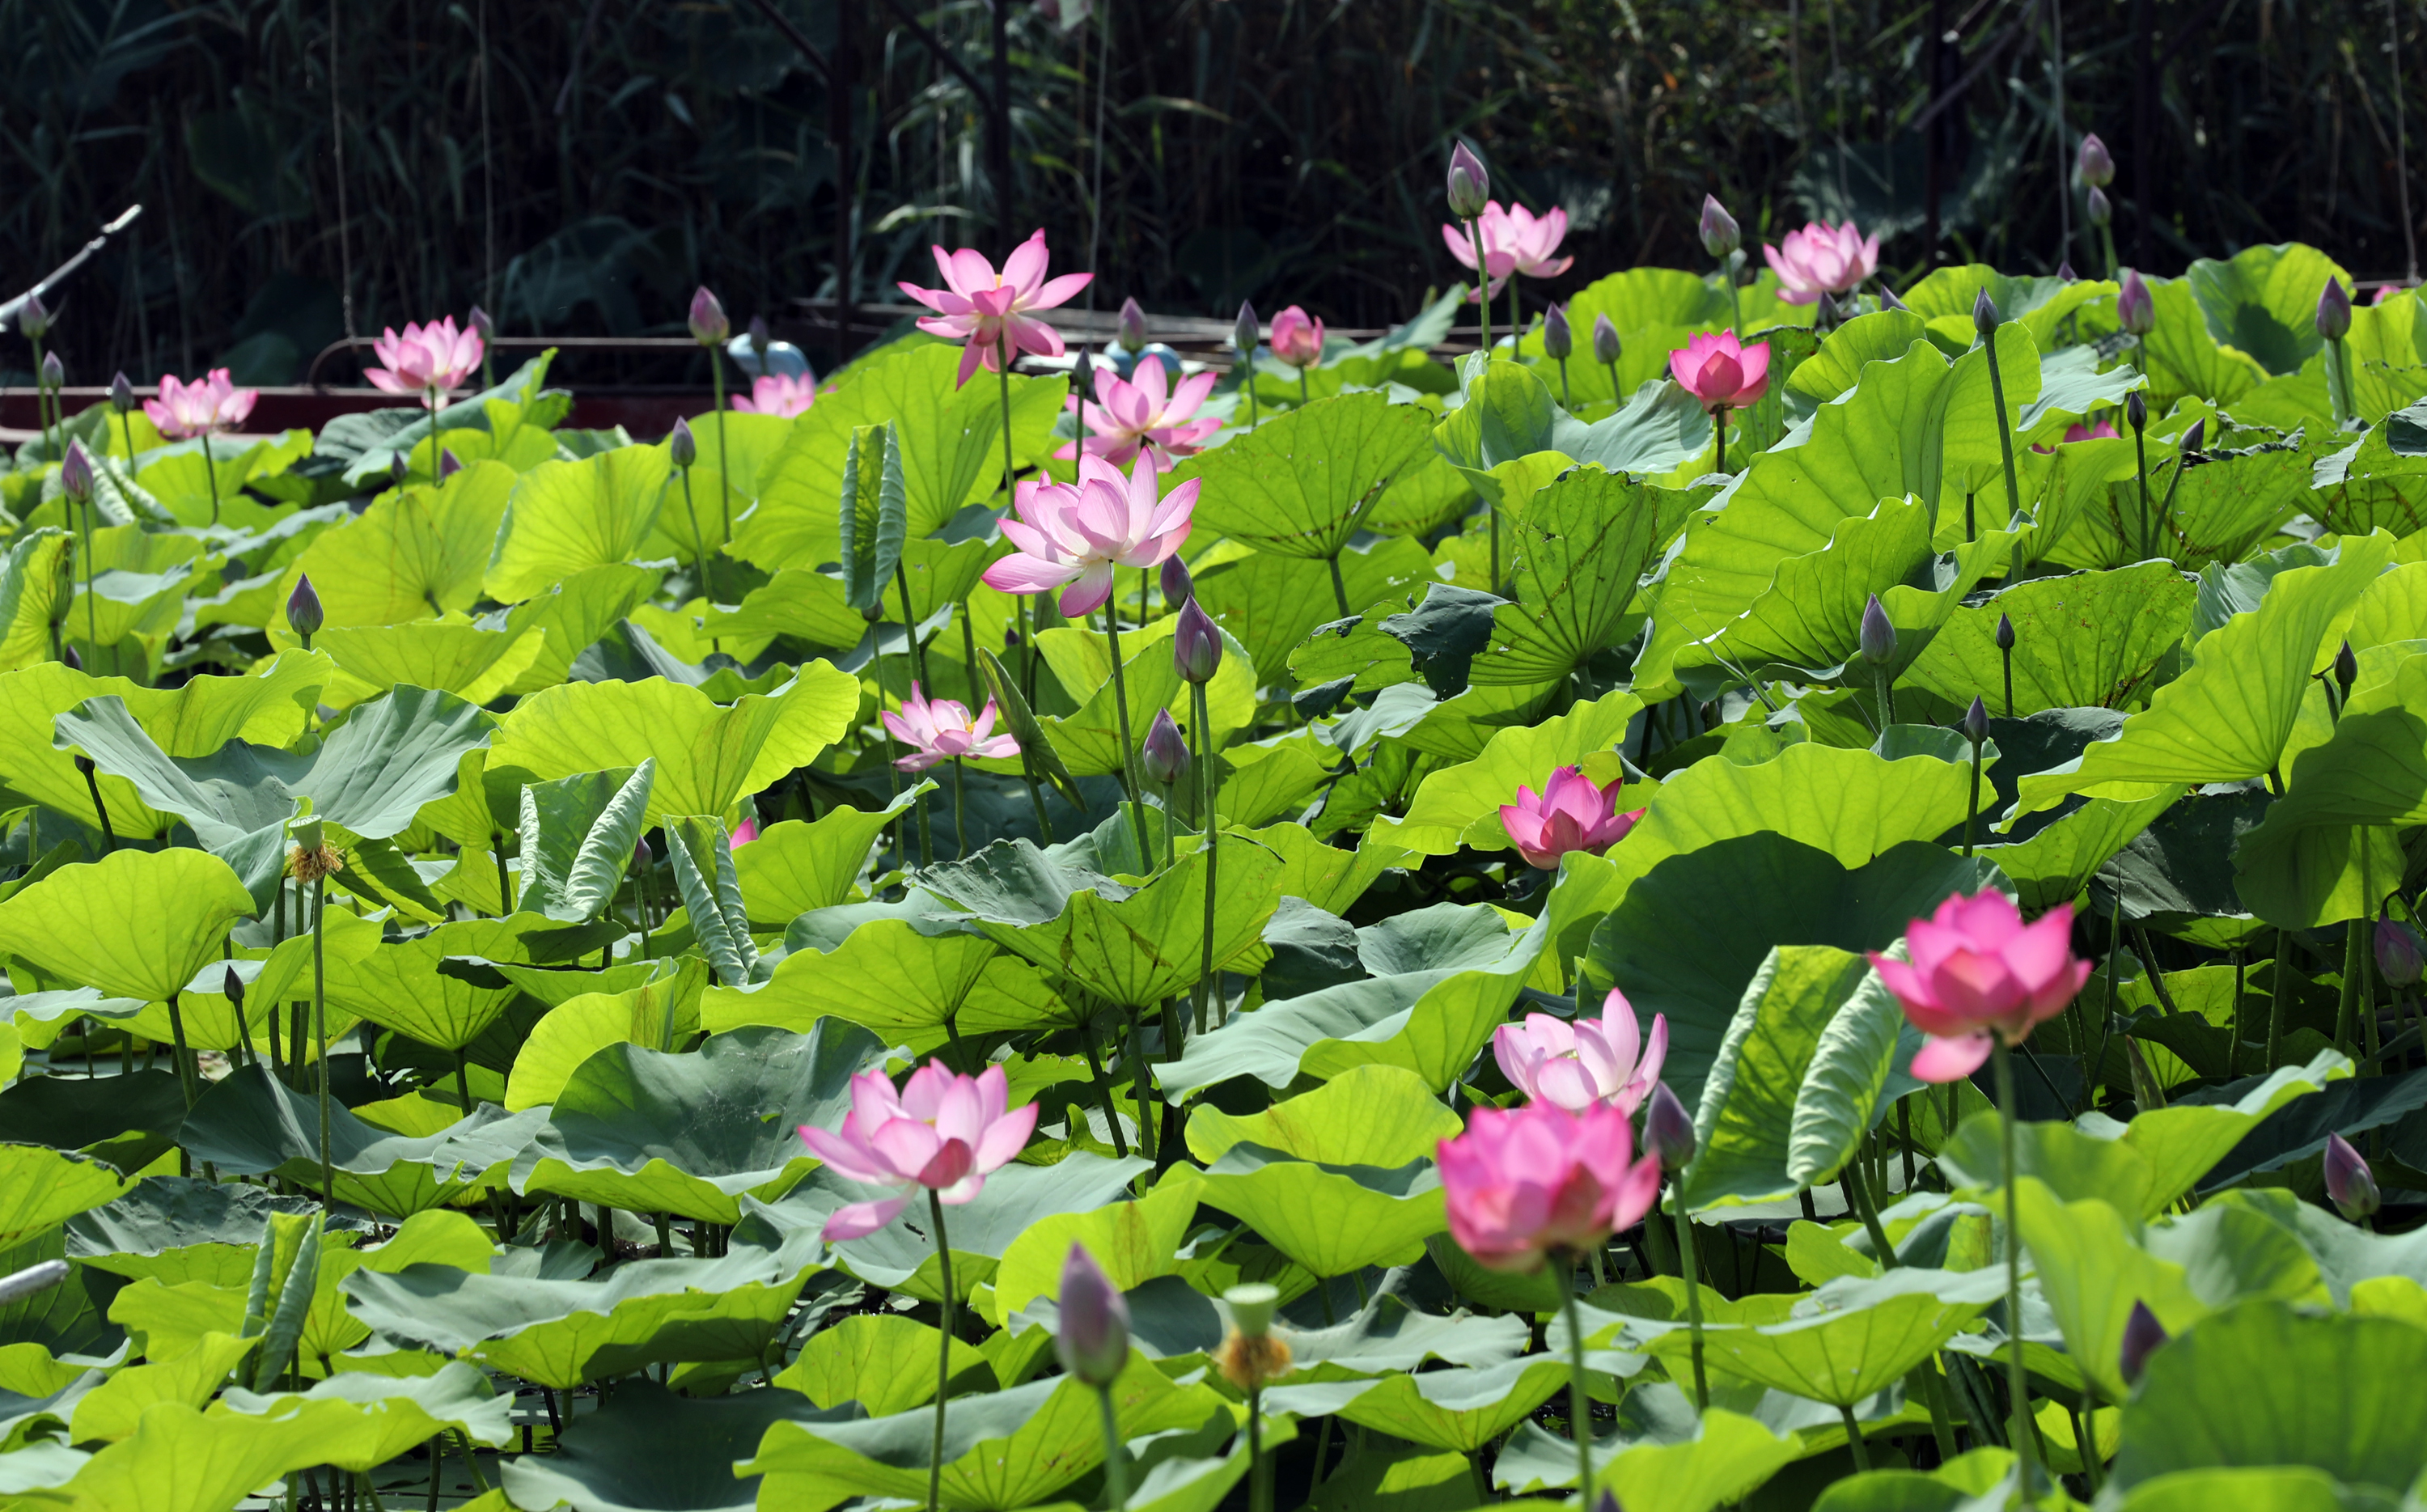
896,561,934,869
313,875,333,1210
1993,1041,2040,1506
1672,1188,1709,1411
453,1046,474,1114
1838,1403,1872,1471
1192,680,1218,1036
959,598,983,707
2338,919,2368,1061
1099,611,1155,866
926,1190,957,1512
1964,729,1984,858
1874,664,1895,728
163,992,197,1109
1326,554,1350,620
1603,358,1620,401
1981,331,2023,542
1552,1258,1595,1506
1507,282,1522,359
2327,332,2351,423
999,361,1039,704
1078,1014,1129,1158
78,759,116,853
711,367,734,569
951,756,968,858
1710,403,1729,478
2129,408,2153,561
677,463,713,604
1247,1384,1269,1512
1095,1382,1129,1510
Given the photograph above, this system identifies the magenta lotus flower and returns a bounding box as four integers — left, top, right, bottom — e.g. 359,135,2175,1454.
798,1061,1040,1239
1668,330,1771,412
142,369,257,439
732,817,760,847
898,230,1095,388
1058,361,1222,471
731,372,817,417
364,317,485,401
1438,1099,1662,1273
981,453,1197,617
1493,987,1668,1116
1441,201,1574,300
1500,766,1645,870
2063,419,2120,443
1762,220,1881,304
1269,306,1324,369
1868,890,2092,1083
880,682,1020,771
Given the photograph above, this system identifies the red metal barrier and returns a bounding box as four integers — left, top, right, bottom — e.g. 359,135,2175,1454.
0,387,711,444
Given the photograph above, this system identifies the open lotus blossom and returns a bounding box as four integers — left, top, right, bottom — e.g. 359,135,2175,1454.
1668,330,1771,411
881,682,1020,771
1762,220,1881,303
1442,201,1574,299
981,452,1197,617
1501,765,1645,870
898,229,1094,387
731,371,817,417
1058,360,1222,470
143,369,257,438
364,316,485,400
1868,890,2091,1083
798,1061,1040,1239
1438,1099,1663,1273
1493,987,1668,1116
1269,305,1324,369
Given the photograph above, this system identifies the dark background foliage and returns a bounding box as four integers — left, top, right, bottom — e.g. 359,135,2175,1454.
4,0,2422,388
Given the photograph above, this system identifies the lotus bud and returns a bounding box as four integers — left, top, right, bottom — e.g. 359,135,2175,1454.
2324,1133,2379,1222
669,417,698,469
2126,390,2148,433
390,454,410,486
17,295,48,339
2318,278,2353,342
109,371,135,415
1116,297,1148,353
1591,312,1622,366
1996,612,2015,652
2117,269,2156,336
748,315,771,355
1225,1282,1279,1339
1592,1493,1622,1512
40,351,62,389
60,644,79,671
1053,1243,1130,1388
2078,133,2116,188
2378,918,2424,987
287,574,324,641
469,305,495,344
1543,302,1573,361
1446,141,1490,222
1173,597,1222,684
1005,625,1022,651
1699,194,1741,260
1879,283,1908,311
437,449,462,481
2179,417,2205,458
1159,555,1193,608
1858,593,1897,666
1071,345,1094,396
1644,1082,1696,1172
1964,695,1989,745
1141,709,1190,787
59,442,93,503
2336,638,2358,698
2086,186,2112,229
222,966,246,1013
1234,301,1260,357
2119,1300,2167,1387
73,755,95,779
634,835,653,869
1972,288,1999,338
2057,260,2078,283
688,286,730,346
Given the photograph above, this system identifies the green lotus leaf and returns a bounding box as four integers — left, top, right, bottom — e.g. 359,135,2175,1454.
210,1360,512,1469
2234,651,2427,927
1905,562,2198,716
2186,243,2352,377
1192,1141,1442,1278
775,1313,992,1416
1434,356,1559,482
1178,391,1436,560
1808,1447,2023,1511
290,461,515,627
2141,275,2271,412
984,1179,1201,1324
1466,466,1668,686
0,849,252,1003
1185,1064,1459,1167
1031,616,1258,777
652,410,797,565
1638,1268,1997,1407
1380,688,1640,856
491,561,663,694
4,1072,195,1180
309,616,546,707
2107,1467,2376,1512
485,445,671,604
489,668,859,826
498,1375,849,1512
1900,266,2119,354
0,1146,133,1243
728,790,925,929
663,813,757,987
67,1179,341,1288
15,1397,354,1511
505,960,711,1110
704,917,1015,1045
514,1023,890,1224
1327,1357,1574,1453
515,760,653,923
318,921,545,1052
1192,536,1434,689
1493,1395,1802,1507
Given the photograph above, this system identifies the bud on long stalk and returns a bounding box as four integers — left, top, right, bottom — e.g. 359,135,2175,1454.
1699,194,1741,260
1446,142,1490,222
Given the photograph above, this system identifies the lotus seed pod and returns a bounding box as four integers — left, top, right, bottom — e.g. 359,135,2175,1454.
1225,1283,1280,1339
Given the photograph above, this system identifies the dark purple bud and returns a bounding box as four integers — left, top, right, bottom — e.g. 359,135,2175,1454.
669,417,697,469
1859,593,1897,666
2378,919,2424,988
59,443,93,503
2336,638,2358,696
688,286,731,346
634,835,653,869
2126,390,2148,432
2325,1133,2379,1222
2179,418,2205,458
2086,187,2112,229
1071,345,1095,396
1446,141,1490,222
1645,1081,1696,1172
1054,1243,1130,1387
1234,302,1260,358
2117,270,2156,337
1543,302,1574,362
2318,279,2353,343
109,371,134,413
437,449,462,481
2057,260,2078,283
1173,597,1222,685
748,315,771,354
1972,288,1999,338
1879,284,1908,312
1699,194,1741,260
1159,555,1192,608
1963,695,1989,745
390,453,410,486
1117,298,1148,353
2119,1299,2167,1387
1996,612,2016,652
61,644,80,671
2078,133,2116,189
222,966,245,1010
40,351,62,388
468,305,495,343
288,574,324,640
1591,313,1622,367
17,295,48,339
1141,709,1190,786
72,754,94,777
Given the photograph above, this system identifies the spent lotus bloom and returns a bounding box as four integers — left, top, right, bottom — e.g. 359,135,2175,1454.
1762,219,1881,304
898,230,1094,387
981,452,1197,617
1868,890,2092,1083
1492,987,1668,1116
1059,360,1222,471
1668,329,1771,411
1442,201,1574,300
731,371,818,417
798,1061,1040,1239
880,682,1020,771
143,369,257,439
1269,306,1324,369
365,316,484,402
1437,1099,1663,1273
1499,765,1644,870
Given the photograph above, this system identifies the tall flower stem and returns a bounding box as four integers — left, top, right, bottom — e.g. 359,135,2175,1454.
1295,369,1310,409
998,360,1039,701
925,1191,957,1512
1964,725,1985,857
1095,1383,1129,1510
1992,1041,2040,1506
1552,1259,1595,1507
1464,218,1499,595
1838,1404,1873,1471
895,560,934,868
201,430,222,527
677,463,713,603
1246,1383,1270,1512
424,391,442,491
1190,680,1218,1035
2129,409,2153,561
1100,612,1154,865
313,875,333,1209
1981,328,2023,544
951,756,968,858
1709,403,1729,477
710,366,734,566
1671,1188,1709,1410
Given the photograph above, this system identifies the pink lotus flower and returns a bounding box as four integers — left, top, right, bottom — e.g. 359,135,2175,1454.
2063,419,2120,443
881,682,1021,771
1437,1099,1663,1273
364,316,485,401
142,369,257,439
1762,220,1881,304
798,1061,1040,1239
1493,988,1668,1116
1668,330,1771,412
980,453,1197,617
732,372,818,417
898,230,1094,388
1868,890,2092,1083
732,818,760,847
1442,201,1574,300
1057,361,1222,471
1499,766,1646,870
1269,306,1324,369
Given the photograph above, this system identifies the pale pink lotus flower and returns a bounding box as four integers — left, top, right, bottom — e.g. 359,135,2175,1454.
1762,220,1880,304
1437,1099,1662,1273
1269,306,1325,369
1499,765,1645,870
980,452,1197,617
2033,417,2121,455
1442,201,1574,300
731,372,818,417
1868,890,2091,1083
731,818,760,847
881,682,1021,771
798,1061,1040,1239
1668,330,1772,411
364,316,485,400
1493,988,1668,1116
898,230,1095,387
143,369,257,439
1057,361,1222,471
